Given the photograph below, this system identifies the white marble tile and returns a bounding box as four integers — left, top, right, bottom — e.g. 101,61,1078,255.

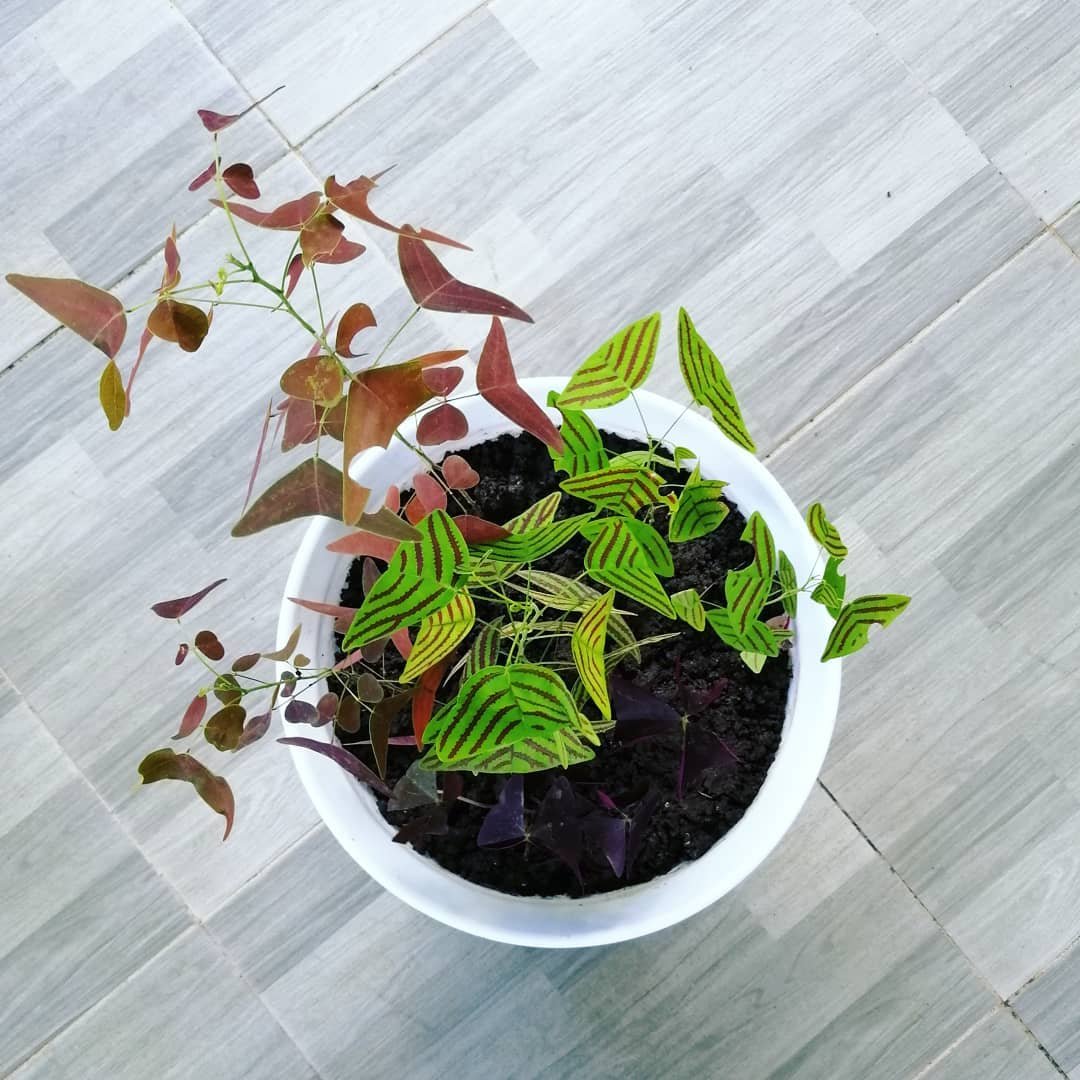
922,1007,1061,1080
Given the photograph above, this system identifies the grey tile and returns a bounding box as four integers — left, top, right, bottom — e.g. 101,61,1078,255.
176,0,485,144
857,0,1080,219
12,927,317,1080
922,1007,1061,1080
1,6,277,366
1013,938,1080,1076
208,825,382,992
0,778,191,1074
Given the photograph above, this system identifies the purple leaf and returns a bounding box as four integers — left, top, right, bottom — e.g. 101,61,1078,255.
533,776,583,883
222,162,260,199
596,789,619,812
478,775,525,847
175,643,189,666
388,759,439,811
188,159,218,191
316,692,339,723
678,728,739,799
682,677,730,716
284,252,303,298
441,772,464,805
416,402,469,446
284,699,322,726
194,629,225,661
138,749,234,840
626,787,661,876
583,813,627,877
197,85,283,132
393,806,448,845
277,736,391,797
150,577,227,620
6,275,127,358
610,675,681,744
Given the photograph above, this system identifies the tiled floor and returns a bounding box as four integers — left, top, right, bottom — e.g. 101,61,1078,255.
2,2,1079,1077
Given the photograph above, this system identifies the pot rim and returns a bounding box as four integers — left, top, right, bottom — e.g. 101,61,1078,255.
279,378,841,947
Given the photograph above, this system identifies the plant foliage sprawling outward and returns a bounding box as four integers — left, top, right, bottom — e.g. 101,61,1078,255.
7,92,909,863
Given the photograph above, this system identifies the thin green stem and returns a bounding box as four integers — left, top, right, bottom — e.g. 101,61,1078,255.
372,305,420,368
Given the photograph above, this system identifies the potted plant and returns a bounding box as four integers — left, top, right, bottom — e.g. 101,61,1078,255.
7,95,908,947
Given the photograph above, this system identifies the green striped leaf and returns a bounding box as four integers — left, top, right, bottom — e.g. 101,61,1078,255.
724,512,776,633
514,570,640,662
400,591,475,683
506,491,561,533
420,727,594,774
424,664,578,764
547,392,609,477
706,608,779,656
810,555,845,618
561,465,670,515
677,308,756,453
470,493,564,585
669,465,730,542
557,312,661,410
806,502,847,558
740,652,767,673
623,518,674,576
584,519,675,617
476,512,593,563
571,590,614,720
778,550,799,617
821,594,909,662
462,619,502,680
342,509,468,650
671,588,706,631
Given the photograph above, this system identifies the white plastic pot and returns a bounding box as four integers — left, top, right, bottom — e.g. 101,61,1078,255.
279,378,841,947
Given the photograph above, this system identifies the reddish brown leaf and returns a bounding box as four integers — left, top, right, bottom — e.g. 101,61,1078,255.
337,695,362,734
151,578,227,620
242,398,273,514
397,233,532,322
413,657,451,747
280,397,319,451
161,231,181,290
263,625,301,663
194,630,225,662
188,160,218,191
232,457,344,537
123,326,154,417
384,484,401,512
175,643,189,666
336,303,376,357
320,396,347,441
404,495,425,526
236,711,271,749
477,318,563,451
98,359,126,431
312,236,365,265
442,453,479,490
325,530,398,562
369,689,414,778
174,694,208,739
279,354,342,404
416,402,468,446
299,212,345,265
205,704,246,750
453,515,510,543
317,692,340,724
324,173,469,250
288,596,359,621
138,749,235,840
222,162,260,199
6,274,127,358
147,299,209,352
196,85,283,132
407,349,469,368
392,627,413,659
341,359,445,525
232,653,261,672
422,365,464,397
284,252,304,297
211,191,321,230
412,472,447,515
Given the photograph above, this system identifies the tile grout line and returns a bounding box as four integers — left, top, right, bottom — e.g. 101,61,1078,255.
1,653,329,1078
762,218,1050,463
817,779,1070,1078
3,0,493,384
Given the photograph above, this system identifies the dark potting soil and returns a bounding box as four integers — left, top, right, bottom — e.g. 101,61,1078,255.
333,432,791,898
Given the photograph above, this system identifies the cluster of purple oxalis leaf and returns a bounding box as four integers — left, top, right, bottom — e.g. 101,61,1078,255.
7,88,910,883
